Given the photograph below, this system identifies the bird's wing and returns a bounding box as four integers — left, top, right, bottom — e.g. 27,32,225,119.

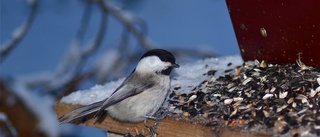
59,100,104,123
94,73,155,118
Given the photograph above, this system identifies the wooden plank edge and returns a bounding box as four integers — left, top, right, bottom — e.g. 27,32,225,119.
55,102,271,137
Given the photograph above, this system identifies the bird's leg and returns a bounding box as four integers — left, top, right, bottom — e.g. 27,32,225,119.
143,118,157,137
142,119,158,137
143,107,170,136
144,107,170,121
153,107,170,120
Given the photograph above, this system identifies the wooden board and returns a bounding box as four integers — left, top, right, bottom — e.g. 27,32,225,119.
55,103,271,137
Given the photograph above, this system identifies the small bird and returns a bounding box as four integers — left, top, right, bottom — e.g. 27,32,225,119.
59,49,179,123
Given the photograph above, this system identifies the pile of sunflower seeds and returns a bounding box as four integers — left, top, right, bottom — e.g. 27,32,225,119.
168,59,320,136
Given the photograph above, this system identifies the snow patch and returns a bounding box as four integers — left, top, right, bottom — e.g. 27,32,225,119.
60,78,125,105
171,55,243,93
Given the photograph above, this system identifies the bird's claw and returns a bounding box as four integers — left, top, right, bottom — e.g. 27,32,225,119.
144,107,170,120
143,108,170,137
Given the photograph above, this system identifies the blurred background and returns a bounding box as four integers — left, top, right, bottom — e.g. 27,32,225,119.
0,0,239,136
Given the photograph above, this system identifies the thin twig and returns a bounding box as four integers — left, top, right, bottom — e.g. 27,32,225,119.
54,2,93,77
46,3,109,94
97,0,152,50
76,2,93,44
0,0,38,62
82,7,108,57
75,3,108,74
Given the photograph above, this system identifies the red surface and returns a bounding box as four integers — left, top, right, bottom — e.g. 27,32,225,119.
226,0,320,67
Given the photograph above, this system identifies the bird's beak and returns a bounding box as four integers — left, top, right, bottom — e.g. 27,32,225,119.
171,63,180,68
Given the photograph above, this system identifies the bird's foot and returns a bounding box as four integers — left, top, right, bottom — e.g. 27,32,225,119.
143,108,170,136
144,107,170,121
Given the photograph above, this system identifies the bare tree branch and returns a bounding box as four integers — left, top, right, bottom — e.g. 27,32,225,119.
75,3,108,74
76,2,93,44
46,3,109,93
0,0,38,63
81,5,108,58
54,2,94,77
96,0,152,50
0,113,18,137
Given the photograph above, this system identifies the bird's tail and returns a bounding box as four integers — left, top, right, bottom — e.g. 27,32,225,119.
58,101,103,123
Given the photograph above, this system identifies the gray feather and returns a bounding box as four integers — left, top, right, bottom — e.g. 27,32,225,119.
59,101,103,123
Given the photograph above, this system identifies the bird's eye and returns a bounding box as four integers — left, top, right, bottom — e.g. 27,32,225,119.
160,57,166,61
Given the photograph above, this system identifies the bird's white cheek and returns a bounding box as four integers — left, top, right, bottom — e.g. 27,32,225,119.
147,59,157,67
136,56,171,73
147,57,169,70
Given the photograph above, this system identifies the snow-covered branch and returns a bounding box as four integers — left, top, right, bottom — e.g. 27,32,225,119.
49,2,108,92
0,113,18,137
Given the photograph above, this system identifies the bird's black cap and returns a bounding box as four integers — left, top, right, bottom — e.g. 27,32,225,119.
140,49,177,65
